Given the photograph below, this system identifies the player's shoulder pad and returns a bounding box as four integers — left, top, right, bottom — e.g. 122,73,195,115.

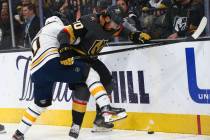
67,21,88,39
57,28,70,45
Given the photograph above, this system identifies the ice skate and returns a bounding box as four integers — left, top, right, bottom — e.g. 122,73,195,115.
0,124,6,134
69,123,80,140
101,105,127,123
12,130,24,140
91,114,114,133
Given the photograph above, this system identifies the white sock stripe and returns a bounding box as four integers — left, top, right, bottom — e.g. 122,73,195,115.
26,109,40,118
30,103,46,114
28,107,40,115
18,120,31,134
96,95,110,108
88,81,101,89
86,68,101,87
22,116,33,125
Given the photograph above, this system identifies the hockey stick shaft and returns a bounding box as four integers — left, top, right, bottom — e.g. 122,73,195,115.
149,16,208,44
97,16,208,56
76,16,207,58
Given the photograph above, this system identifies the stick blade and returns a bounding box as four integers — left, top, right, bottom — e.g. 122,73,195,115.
192,16,208,39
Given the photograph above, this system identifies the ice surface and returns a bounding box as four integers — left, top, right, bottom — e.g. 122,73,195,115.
1,123,210,140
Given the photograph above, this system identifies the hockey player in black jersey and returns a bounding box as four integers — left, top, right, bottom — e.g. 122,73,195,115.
57,5,151,140
12,5,151,140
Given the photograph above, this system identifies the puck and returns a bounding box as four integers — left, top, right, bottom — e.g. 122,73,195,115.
147,131,154,134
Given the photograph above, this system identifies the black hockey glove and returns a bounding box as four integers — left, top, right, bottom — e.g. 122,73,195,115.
58,46,74,66
129,31,151,44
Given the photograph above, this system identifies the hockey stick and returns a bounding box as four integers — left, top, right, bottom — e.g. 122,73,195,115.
96,16,208,56
75,16,207,59
149,16,208,44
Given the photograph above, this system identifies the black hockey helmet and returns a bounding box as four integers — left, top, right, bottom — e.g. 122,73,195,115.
105,5,124,25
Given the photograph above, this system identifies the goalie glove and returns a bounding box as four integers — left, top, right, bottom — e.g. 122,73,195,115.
58,46,74,66
129,31,151,44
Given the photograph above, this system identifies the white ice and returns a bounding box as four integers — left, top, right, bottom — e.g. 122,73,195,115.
1,123,210,140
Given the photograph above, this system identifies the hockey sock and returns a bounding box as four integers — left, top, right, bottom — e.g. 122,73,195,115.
18,103,46,134
86,68,111,108
72,99,87,126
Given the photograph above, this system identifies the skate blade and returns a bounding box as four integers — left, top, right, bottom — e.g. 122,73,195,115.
104,112,127,123
0,130,6,134
69,137,77,140
91,126,112,133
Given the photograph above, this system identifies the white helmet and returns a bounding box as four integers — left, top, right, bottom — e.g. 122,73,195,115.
45,16,64,26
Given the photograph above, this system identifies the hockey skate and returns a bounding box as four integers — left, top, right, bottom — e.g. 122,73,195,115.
69,123,80,140
101,105,127,123
12,130,24,140
0,124,6,134
91,114,114,133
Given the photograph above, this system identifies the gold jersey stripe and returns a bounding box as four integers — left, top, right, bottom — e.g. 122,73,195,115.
72,102,87,113
90,86,105,96
65,25,76,44
70,46,86,56
30,48,58,70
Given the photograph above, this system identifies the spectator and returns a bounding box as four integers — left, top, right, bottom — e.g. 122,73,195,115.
94,0,112,14
80,0,95,15
163,0,204,39
117,0,141,30
14,5,25,47
14,5,24,25
127,0,147,19
44,0,72,24
41,0,55,19
114,0,142,41
57,0,72,23
22,3,40,48
21,0,31,5
139,0,170,39
67,0,81,22
0,0,12,49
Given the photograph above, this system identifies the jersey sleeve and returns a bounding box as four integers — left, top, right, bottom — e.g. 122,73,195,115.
58,20,88,46
57,29,70,47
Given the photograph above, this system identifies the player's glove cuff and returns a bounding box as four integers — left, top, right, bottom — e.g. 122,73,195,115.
58,46,74,66
129,31,151,44
60,57,74,65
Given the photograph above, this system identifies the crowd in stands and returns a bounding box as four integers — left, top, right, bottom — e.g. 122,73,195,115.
0,0,206,50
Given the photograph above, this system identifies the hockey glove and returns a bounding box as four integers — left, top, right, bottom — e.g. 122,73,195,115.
58,46,74,66
129,31,151,44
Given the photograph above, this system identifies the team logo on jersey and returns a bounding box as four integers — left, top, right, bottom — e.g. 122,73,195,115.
173,16,188,32
88,40,108,55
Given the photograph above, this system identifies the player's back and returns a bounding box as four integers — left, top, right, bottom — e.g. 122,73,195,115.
30,22,64,74
33,22,64,50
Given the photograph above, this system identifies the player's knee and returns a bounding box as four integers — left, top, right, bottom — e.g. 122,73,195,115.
72,84,90,102
34,99,52,107
86,68,100,86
